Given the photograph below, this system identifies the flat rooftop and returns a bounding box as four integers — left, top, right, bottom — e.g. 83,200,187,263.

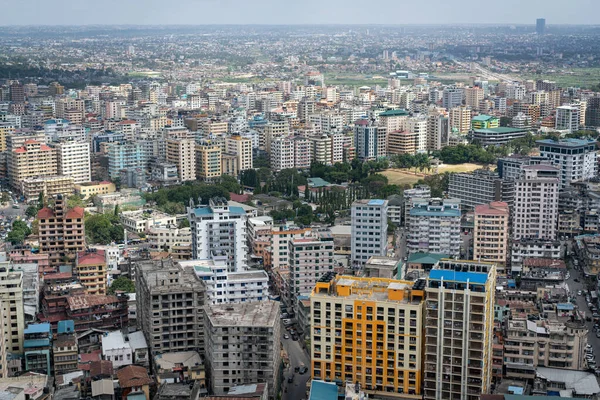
205,300,279,327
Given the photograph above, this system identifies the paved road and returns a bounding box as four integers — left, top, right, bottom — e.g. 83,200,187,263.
565,261,600,369
281,320,311,400
395,227,407,261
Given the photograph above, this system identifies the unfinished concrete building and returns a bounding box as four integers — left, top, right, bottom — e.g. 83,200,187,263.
135,259,206,355
204,301,280,399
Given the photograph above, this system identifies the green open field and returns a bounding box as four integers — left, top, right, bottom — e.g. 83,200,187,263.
509,68,600,89
383,163,484,186
324,73,387,87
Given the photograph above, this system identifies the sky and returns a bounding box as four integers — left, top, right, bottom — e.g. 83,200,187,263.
0,0,598,26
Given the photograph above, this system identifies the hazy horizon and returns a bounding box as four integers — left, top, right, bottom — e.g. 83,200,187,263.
0,0,598,26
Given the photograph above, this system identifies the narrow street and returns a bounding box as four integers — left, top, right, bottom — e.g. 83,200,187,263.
281,320,311,400
566,261,600,366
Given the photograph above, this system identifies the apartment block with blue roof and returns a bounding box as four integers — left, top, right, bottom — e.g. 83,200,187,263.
23,323,52,374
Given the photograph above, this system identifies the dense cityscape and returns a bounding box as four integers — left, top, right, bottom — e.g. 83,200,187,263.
0,18,599,400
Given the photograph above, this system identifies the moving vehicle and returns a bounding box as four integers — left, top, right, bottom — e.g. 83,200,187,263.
299,366,308,374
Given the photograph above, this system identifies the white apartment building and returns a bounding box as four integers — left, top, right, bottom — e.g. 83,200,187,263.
269,226,313,269
406,116,427,152
0,266,25,355
406,198,462,257
120,210,176,234
271,136,294,172
537,138,598,188
188,197,248,272
351,199,388,266
53,140,91,184
331,133,345,164
513,165,559,241
181,259,269,304
293,136,312,169
555,105,580,133
288,232,335,298
101,330,133,369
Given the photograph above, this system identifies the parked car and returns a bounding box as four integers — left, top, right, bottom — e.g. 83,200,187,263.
579,290,583,296
299,366,308,374
283,319,292,325
294,366,300,373
283,334,290,339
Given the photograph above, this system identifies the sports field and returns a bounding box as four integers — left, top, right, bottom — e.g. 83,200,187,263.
382,163,484,185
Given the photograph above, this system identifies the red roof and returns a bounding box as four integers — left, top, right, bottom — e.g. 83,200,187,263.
37,207,55,219
117,365,153,388
117,120,136,125
13,147,26,153
40,145,52,151
79,350,102,363
65,207,84,219
44,271,73,281
77,251,106,265
354,119,369,125
90,360,114,378
24,139,38,145
229,192,249,202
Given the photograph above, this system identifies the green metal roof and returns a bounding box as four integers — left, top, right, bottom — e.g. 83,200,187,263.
379,109,409,117
473,127,528,134
407,252,449,265
471,114,497,122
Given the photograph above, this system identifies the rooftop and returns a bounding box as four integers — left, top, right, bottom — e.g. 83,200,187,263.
154,351,202,371
379,109,409,117
24,323,51,335
205,300,279,327
101,331,130,352
407,252,449,265
537,138,597,148
429,269,488,284
473,127,528,134
309,380,338,400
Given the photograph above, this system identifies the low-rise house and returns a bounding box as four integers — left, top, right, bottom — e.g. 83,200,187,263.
101,331,132,369
128,331,148,367
116,365,153,400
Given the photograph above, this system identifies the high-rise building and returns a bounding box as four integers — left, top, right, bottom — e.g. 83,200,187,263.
448,169,514,210
465,87,484,110
204,301,280,398
9,82,24,103
423,260,497,400
107,142,147,179
449,106,471,134
310,135,333,165
225,135,253,171
195,143,222,181
135,259,205,355
406,198,462,257
0,266,25,360
271,136,295,171
9,140,58,189
537,138,598,188
406,117,428,152
555,105,580,133
442,87,464,110
188,197,248,272
354,120,386,161
288,231,335,299
426,112,449,151
536,18,546,35
166,138,196,182
513,165,559,240
311,274,426,396
473,202,509,274
37,195,85,266
75,250,107,295
53,140,91,184
351,199,388,267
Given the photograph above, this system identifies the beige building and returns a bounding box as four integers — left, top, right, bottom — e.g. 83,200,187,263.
388,130,417,155
473,201,509,274
424,260,496,400
0,123,15,152
225,135,253,171
449,106,472,134
76,250,108,295
465,87,485,110
311,275,425,398
221,153,239,176
147,226,191,253
310,135,333,165
10,140,58,189
53,333,78,374
268,226,312,269
75,181,116,199
262,121,289,153
196,143,222,180
52,140,91,184
21,175,74,203
38,195,86,266
504,317,588,380
0,266,25,357
166,138,196,182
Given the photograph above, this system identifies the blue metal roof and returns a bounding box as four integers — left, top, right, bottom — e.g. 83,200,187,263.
429,269,488,284
24,339,50,348
368,199,385,206
229,206,246,215
57,320,75,334
410,208,461,217
557,303,575,311
24,323,51,335
537,138,596,147
192,206,246,216
309,380,338,400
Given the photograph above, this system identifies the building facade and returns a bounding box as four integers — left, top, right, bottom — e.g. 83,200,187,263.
351,199,388,267
473,202,509,275
406,199,462,257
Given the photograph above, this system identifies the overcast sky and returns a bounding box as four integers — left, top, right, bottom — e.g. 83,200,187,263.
0,0,598,25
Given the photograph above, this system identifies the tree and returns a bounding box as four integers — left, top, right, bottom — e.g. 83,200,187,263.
67,194,86,209
85,213,124,245
218,175,242,194
0,193,9,204
178,219,190,228
37,192,45,209
25,206,38,218
108,276,135,294
6,220,32,245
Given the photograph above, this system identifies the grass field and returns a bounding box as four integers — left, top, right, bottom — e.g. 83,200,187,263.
383,163,484,186
509,68,600,89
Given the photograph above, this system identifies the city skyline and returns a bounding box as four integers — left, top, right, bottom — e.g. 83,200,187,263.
0,0,598,26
